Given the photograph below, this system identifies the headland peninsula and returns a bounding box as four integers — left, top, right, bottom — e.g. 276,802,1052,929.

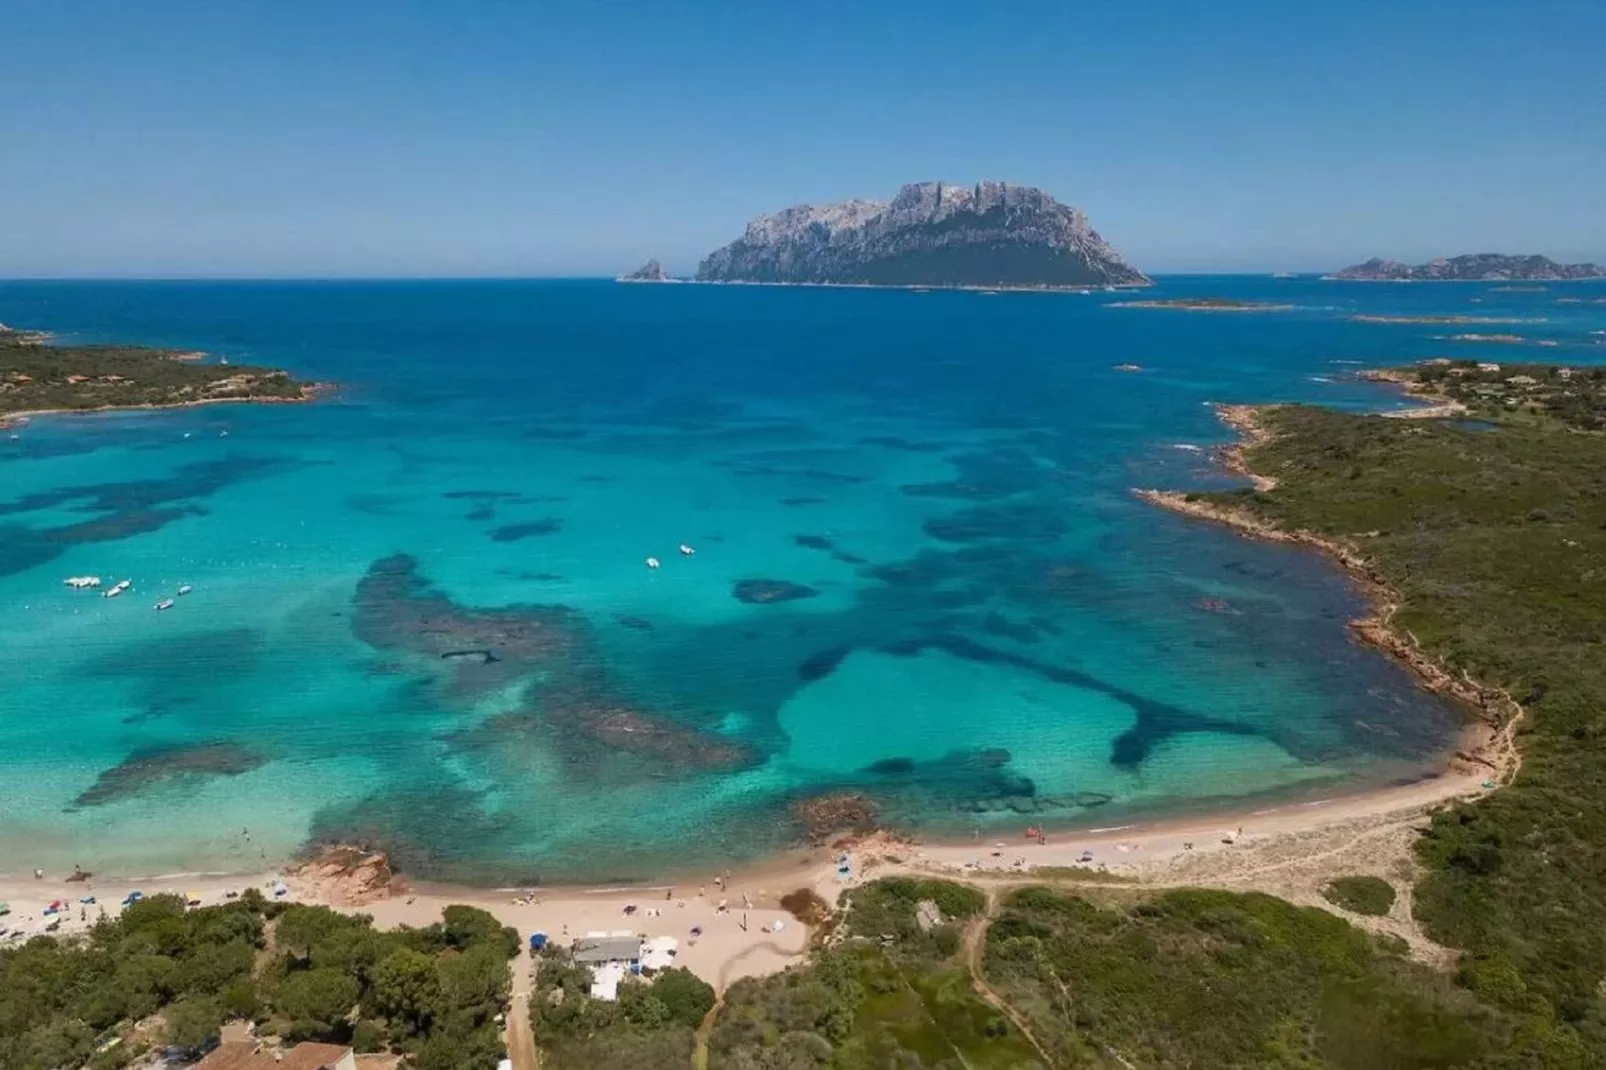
0,323,315,426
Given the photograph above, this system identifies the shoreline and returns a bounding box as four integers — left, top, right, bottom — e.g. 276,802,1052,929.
630,277,1151,294
0,383,327,429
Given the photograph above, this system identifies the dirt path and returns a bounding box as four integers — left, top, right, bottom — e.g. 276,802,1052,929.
506,943,540,1070
960,903,1056,1068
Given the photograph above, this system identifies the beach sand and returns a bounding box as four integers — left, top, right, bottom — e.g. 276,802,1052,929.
0,765,1488,985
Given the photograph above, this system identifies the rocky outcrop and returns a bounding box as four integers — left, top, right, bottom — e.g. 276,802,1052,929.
696,181,1148,290
617,258,671,282
291,844,398,905
1331,254,1606,282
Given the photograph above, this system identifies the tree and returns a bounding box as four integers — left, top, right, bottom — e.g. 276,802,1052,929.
440,906,518,958
273,967,360,1040
368,948,442,1036
649,969,715,1028
165,994,226,1051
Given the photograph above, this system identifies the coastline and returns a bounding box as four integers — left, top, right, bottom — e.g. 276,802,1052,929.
1134,397,1520,768
635,277,1151,294
0,383,326,429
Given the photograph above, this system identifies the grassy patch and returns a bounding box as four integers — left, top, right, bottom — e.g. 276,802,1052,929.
1322,876,1397,917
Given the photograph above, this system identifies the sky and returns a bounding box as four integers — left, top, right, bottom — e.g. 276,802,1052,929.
2,1,1603,277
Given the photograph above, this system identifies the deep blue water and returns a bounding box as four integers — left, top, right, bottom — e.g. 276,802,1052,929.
1,276,1600,883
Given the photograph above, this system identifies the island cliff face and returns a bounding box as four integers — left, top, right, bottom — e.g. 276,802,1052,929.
1332,254,1606,282
696,181,1149,289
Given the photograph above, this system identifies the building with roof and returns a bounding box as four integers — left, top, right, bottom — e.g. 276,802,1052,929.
195,1040,356,1070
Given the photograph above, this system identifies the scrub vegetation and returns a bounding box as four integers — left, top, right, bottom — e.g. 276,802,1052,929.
0,326,309,419
0,892,516,1070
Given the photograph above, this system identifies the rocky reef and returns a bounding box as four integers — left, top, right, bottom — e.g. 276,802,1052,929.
1331,254,1606,282
71,741,266,808
696,181,1148,290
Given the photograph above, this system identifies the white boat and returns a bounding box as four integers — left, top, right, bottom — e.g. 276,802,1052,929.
154,599,175,611
645,557,661,570
176,584,193,596
63,576,102,590
678,544,695,556
104,580,131,599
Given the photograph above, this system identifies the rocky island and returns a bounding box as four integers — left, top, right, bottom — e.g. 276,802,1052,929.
695,180,1149,290
1330,253,1606,281
616,258,672,282
0,324,315,424
1109,297,1293,312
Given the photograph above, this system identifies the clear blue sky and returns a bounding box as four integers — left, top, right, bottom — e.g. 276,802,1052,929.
3,1,1602,277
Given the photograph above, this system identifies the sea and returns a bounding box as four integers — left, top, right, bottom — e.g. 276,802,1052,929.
1,276,1599,885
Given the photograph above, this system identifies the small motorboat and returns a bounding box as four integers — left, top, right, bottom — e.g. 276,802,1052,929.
64,576,102,589
645,557,661,570
678,543,695,556
176,584,193,596
104,580,131,599
154,599,175,612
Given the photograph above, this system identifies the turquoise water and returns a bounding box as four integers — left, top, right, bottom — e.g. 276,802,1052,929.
2,277,1600,883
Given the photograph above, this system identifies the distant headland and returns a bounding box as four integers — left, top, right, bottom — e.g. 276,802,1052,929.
0,323,316,426
1329,254,1606,282
680,180,1149,291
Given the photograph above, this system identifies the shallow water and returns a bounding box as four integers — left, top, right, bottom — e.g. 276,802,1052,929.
1,276,1600,883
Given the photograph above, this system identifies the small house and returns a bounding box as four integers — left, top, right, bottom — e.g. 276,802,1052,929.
195,1041,355,1070
1477,362,1502,373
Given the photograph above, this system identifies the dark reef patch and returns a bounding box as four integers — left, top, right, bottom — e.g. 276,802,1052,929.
793,534,834,551
351,553,582,698
489,518,564,541
831,551,868,566
443,489,524,501
726,463,868,484
779,496,827,507
880,633,1287,768
0,455,291,518
524,426,591,440
464,505,495,522
863,757,917,775
798,644,854,682
980,611,1040,644
858,435,945,453
71,741,267,809
923,501,1069,544
733,578,821,604
613,614,655,632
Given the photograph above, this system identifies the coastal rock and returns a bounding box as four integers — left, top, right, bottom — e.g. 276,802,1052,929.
733,578,820,603
696,181,1148,290
617,258,671,282
1331,254,1606,282
791,791,878,842
291,843,398,905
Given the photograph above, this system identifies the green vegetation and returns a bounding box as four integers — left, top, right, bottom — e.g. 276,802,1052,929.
710,878,1041,1069
0,892,516,1070
526,948,713,1069
1189,366,1606,1061
1322,876,1398,916
0,326,309,420
983,886,1508,1068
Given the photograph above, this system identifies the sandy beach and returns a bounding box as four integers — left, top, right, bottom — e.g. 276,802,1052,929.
0,763,1492,985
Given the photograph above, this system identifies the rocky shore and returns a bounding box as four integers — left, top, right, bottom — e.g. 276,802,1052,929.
1136,400,1522,775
